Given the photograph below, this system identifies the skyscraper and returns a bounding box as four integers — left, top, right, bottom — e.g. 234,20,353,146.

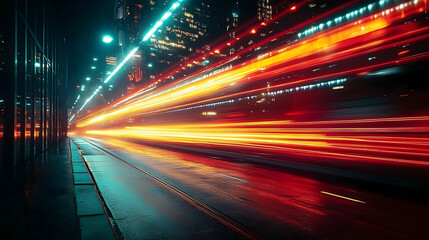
257,0,272,22
142,0,212,81
113,0,213,87
112,0,275,93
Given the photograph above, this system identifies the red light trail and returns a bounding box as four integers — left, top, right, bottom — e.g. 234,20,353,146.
84,115,429,167
74,0,429,171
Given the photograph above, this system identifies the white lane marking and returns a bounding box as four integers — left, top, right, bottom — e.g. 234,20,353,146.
219,173,248,183
321,191,366,204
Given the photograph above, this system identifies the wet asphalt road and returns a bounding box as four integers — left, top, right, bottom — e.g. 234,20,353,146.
71,136,429,240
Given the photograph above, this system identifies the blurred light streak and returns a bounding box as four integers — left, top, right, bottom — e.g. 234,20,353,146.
84,115,429,167
103,47,139,84
141,0,184,42
74,0,429,169
69,114,76,123
102,0,361,107
86,0,429,122
70,0,184,120
78,12,397,127
115,0,383,108
320,191,366,204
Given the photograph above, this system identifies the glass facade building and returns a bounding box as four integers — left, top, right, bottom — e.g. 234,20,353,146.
114,0,213,88
0,0,68,175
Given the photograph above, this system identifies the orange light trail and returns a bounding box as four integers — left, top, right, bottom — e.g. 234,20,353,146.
77,0,429,128
111,28,429,118
78,15,391,127
84,115,429,167
74,1,429,171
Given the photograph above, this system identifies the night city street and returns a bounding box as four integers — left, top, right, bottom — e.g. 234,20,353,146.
1,0,429,239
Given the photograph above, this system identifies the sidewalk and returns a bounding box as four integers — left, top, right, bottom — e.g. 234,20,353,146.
0,138,114,240
70,139,116,240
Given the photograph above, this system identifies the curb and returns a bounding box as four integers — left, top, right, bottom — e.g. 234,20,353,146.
69,138,117,240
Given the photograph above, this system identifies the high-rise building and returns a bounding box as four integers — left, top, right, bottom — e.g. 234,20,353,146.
111,0,275,94
257,0,272,22
225,1,239,33
142,0,212,81
218,0,273,40
113,0,213,88
0,0,68,172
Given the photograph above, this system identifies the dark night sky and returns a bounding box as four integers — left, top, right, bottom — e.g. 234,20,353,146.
55,0,114,101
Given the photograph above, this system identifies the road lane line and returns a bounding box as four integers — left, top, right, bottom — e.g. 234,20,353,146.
320,191,366,204
219,173,248,183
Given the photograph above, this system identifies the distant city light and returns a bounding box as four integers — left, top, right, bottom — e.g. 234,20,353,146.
93,57,98,61
34,62,41,68
85,77,91,81
70,0,186,123
147,63,153,67
102,35,113,43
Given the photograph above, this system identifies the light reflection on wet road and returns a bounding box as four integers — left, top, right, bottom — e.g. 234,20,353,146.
74,136,429,239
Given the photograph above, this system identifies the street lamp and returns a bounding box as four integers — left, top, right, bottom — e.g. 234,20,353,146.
75,0,185,116
102,35,113,44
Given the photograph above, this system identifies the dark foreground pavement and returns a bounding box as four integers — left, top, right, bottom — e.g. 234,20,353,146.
0,138,114,240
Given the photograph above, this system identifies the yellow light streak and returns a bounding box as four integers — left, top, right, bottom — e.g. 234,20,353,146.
81,115,429,167
86,127,329,148
77,18,387,128
320,191,366,204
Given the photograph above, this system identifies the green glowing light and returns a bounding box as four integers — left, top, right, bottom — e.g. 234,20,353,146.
102,35,113,43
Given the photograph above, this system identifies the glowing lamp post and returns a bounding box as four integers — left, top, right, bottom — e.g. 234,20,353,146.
102,35,113,44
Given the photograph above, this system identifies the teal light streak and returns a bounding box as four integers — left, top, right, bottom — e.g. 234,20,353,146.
141,0,184,43
71,0,185,122
297,0,391,39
